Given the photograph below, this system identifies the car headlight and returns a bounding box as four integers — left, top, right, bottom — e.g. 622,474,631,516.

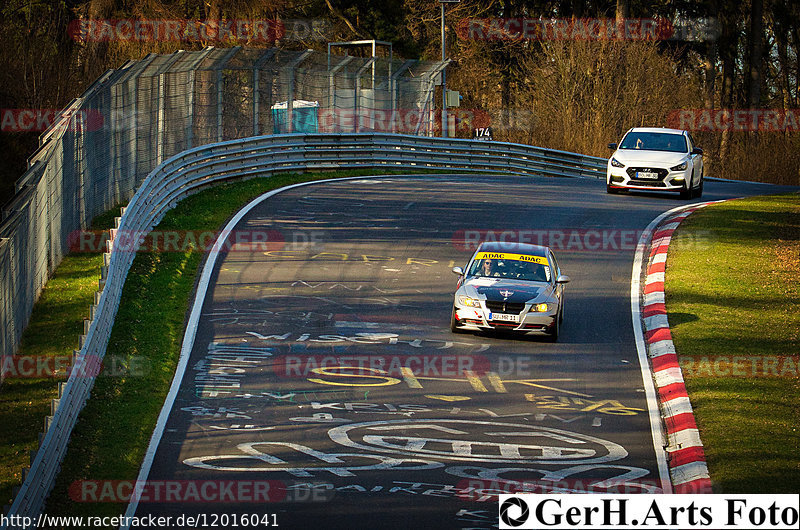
610,157,625,168
670,161,688,171
532,302,551,312
458,296,481,307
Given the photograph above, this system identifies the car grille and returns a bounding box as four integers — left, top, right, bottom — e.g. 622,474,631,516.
626,167,668,183
490,321,519,329
628,180,668,187
485,300,525,314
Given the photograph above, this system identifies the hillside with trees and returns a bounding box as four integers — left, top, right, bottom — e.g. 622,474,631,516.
1,0,797,205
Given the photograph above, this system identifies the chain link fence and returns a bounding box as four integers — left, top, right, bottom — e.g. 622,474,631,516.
0,46,446,382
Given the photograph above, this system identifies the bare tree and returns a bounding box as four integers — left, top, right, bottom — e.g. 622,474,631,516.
615,0,630,22
748,0,763,108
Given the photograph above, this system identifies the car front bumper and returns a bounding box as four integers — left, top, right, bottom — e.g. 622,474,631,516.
607,167,690,192
453,302,557,334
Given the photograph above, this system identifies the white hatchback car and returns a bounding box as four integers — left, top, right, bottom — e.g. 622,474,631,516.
607,127,704,199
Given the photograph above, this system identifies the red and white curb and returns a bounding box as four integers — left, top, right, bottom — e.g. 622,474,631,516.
640,201,728,494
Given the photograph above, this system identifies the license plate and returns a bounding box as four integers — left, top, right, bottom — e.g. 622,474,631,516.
491,313,519,322
636,171,659,179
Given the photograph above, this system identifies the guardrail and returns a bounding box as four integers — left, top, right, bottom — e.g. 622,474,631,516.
3,132,606,527
0,47,451,384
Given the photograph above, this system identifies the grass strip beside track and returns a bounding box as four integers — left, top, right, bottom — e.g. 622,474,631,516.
665,193,800,493
0,209,119,508
31,170,448,520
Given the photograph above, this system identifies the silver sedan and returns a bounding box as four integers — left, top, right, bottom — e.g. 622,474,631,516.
450,242,570,341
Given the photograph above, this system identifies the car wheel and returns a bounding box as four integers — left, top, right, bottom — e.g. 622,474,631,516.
545,312,560,342
450,307,465,333
606,184,618,195
695,173,704,198
680,180,692,200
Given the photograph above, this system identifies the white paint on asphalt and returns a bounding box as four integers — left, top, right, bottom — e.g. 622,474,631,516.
122,175,401,527
327,419,628,465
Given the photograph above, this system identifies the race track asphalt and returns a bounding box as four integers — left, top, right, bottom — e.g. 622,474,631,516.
125,174,795,529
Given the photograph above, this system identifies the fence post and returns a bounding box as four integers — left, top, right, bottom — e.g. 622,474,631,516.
215,47,241,143
184,47,215,150
328,56,354,133
391,60,416,134
253,70,260,137
155,51,185,166
251,48,276,137
354,58,376,133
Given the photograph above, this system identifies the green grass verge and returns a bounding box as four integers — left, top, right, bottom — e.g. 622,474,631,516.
0,208,120,507
28,169,447,520
666,192,800,493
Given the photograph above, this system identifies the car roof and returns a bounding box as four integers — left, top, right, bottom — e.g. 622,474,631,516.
476,241,550,258
626,127,687,135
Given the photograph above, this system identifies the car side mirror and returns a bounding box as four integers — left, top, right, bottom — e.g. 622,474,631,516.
608,143,617,150
556,275,570,284
691,147,703,155
452,266,464,276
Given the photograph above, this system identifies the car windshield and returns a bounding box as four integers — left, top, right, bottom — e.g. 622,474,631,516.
619,132,687,153
467,257,551,282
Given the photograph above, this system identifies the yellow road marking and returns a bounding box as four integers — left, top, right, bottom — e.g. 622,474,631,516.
399,367,423,388
425,395,471,402
487,373,507,393
307,366,400,387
